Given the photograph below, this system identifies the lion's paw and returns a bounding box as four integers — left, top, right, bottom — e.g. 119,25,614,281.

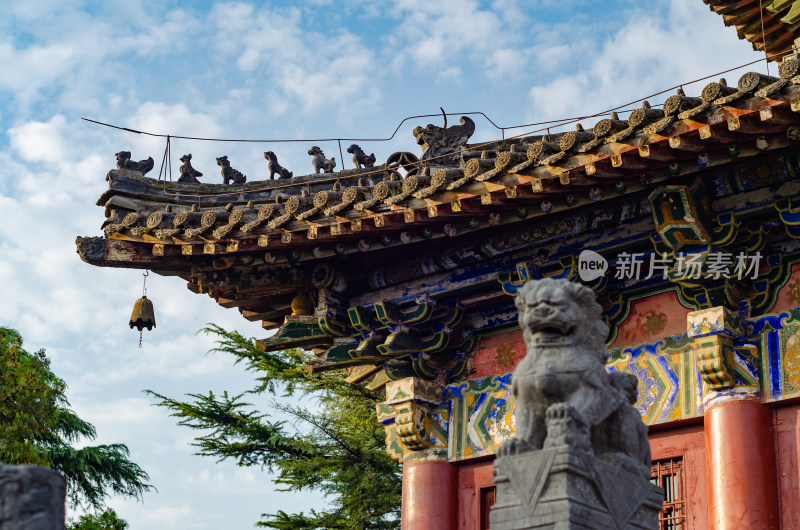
546,402,572,421
544,403,591,451
497,437,535,457
497,438,520,457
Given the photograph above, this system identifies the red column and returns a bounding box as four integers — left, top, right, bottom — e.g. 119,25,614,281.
402,452,458,530
705,400,779,529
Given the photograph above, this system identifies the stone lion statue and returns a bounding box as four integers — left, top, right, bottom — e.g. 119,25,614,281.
498,278,651,479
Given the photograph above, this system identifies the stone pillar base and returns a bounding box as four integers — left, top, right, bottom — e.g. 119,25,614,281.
0,462,66,530
490,446,662,530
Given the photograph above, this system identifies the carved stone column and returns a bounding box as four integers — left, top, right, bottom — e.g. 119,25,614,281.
688,307,779,529
377,377,456,530
0,462,66,530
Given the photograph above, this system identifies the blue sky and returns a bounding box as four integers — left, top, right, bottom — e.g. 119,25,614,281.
0,0,766,528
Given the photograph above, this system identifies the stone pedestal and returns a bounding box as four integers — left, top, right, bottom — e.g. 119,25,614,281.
0,463,66,530
490,446,662,530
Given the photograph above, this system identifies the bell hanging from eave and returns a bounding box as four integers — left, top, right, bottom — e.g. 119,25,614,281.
129,295,156,332
130,271,156,348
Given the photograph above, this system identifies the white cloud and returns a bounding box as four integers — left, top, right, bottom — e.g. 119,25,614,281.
526,1,764,125
127,102,224,165
207,3,380,117
486,48,525,80
435,66,463,84
0,41,77,96
491,0,529,28
0,5,199,119
9,115,72,165
123,503,198,529
183,466,259,491
384,0,516,77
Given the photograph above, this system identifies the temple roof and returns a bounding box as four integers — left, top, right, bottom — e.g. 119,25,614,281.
80,65,800,273
77,62,800,388
705,0,800,56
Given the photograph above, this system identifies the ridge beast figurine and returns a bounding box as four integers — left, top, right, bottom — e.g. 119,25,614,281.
308,146,336,173
346,144,376,169
177,154,203,183
264,151,293,179
115,151,154,175
412,111,475,163
216,155,246,185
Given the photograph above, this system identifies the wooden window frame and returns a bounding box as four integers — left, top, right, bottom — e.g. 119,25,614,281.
479,485,496,530
651,457,687,529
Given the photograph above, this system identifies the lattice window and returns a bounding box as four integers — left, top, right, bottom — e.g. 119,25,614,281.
480,485,496,530
650,457,686,530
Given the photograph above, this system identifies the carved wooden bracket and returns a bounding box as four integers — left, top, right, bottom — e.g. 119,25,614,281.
376,377,448,461
649,180,712,252
696,335,736,390
688,306,744,390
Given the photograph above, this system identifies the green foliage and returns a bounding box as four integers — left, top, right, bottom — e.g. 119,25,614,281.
0,327,154,510
147,324,402,529
0,328,64,467
67,507,129,530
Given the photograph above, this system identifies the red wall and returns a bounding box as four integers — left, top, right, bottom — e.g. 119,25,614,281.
456,458,494,529
469,330,524,380
776,405,800,529
650,423,708,530
767,262,800,314
609,290,690,350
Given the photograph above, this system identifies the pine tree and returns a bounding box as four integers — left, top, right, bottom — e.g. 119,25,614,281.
0,327,154,510
67,507,129,530
147,324,402,529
